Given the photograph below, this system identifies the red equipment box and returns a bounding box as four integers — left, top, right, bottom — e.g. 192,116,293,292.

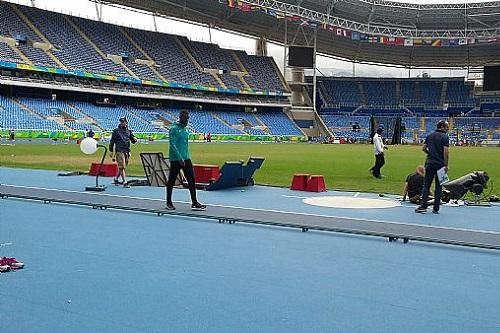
306,175,326,192
291,173,310,191
89,163,118,177
193,164,220,184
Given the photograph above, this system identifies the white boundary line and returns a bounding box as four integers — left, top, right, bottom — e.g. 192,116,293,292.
2,184,500,235
282,195,308,199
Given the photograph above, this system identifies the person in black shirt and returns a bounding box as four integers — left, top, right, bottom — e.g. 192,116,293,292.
109,117,137,187
415,120,449,214
403,165,433,204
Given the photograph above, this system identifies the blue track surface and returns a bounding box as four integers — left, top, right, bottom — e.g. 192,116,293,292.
1,167,500,332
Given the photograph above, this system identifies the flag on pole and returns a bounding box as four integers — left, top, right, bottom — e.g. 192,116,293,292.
432,39,442,47
308,21,319,28
239,3,252,11
404,38,413,46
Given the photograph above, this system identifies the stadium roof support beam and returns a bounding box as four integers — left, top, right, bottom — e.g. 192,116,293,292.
465,4,470,72
358,0,500,11
367,1,375,29
92,0,500,67
152,13,158,32
239,0,500,38
95,1,103,21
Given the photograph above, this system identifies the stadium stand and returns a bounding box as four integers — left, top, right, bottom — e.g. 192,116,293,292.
446,80,475,106
0,95,67,131
234,50,286,92
171,109,242,135
321,115,370,130
70,101,165,133
419,81,442,108
181,40,246,90
256,111,303,136
2,2,500,143
214,110,268,135
0,42,23,64
0,3,300,139
317,78,477,112
319,79,361,107
400,81,419,106
18,5,127,76
0,2,58,68
125,28,220,87
0,3,287,94
70,17,160,80
363,81,397,107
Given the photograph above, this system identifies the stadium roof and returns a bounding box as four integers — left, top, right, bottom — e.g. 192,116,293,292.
98,0,500,67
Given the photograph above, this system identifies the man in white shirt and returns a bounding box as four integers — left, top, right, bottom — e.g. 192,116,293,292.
369,127,387,178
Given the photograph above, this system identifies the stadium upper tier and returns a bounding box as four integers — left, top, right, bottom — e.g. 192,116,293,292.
320,114,500,142
0,2,287,94
0,95,302,136
98,0,500,67
317,77,477,116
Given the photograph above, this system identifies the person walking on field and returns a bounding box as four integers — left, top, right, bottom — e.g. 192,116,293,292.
166,110,206,211
109,117,137,188
370,127,387,178
415,120,450,214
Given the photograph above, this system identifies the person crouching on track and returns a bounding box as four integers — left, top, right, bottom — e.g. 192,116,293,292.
109,117,137,188
402,165,434,205
166,110,206,211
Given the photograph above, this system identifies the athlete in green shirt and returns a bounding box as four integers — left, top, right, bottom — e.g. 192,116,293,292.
166,110,206,211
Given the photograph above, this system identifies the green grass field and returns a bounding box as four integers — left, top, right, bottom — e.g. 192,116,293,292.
1,142,499,196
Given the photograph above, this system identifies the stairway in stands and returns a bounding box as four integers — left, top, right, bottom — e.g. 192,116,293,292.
64,16,138,79
10,3,66,69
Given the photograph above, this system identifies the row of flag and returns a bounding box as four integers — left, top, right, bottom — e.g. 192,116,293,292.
224,0,499,47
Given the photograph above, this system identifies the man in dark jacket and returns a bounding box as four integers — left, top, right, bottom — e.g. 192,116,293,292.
415,120,449,214
109,117,137,187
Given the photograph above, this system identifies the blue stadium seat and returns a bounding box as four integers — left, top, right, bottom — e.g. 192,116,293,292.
0,96,67,131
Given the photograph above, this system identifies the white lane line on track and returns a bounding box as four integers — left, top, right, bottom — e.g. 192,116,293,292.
282,195,308,199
